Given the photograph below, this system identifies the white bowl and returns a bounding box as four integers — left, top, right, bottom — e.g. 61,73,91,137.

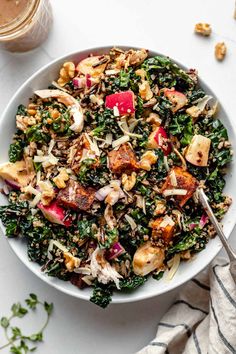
0,46,236,304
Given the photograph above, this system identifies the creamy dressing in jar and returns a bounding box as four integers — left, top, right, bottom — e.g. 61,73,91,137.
0,0,53,52
0,0,31,26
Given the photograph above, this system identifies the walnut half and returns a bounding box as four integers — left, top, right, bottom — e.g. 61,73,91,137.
215,42,227,61
194,23,212,36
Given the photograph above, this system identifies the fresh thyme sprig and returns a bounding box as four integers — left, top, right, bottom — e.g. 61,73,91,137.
0,294,53,353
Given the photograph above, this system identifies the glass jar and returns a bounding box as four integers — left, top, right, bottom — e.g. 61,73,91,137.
0,0,53,52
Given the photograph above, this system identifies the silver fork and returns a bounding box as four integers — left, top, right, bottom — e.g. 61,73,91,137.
198,188,236,282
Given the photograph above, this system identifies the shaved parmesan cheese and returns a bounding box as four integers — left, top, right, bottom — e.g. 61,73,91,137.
118,121,142,138
105,133,112,145
105,69,120,75
90,94,104,106
51,81,69,92
84,133,101,156
113,106,120,117
128,118,143,132
173,148,187,170
172,209,185,231
163,189,187,197
112,135,130,148
36,171,41,184
34,153,58,166
74,267,91,275
159,215,175,228
136,194,144,209
170,170,177,187
125,214,137,230
30,192,42,208
48,139,55,154
82,275,95,285
167,254,180,280
80,148,96,163
24,185,39,195
163,156,169,171
142,197,146,215
47,240,69,260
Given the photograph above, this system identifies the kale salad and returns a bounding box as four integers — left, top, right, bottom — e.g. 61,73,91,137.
0,48,232,308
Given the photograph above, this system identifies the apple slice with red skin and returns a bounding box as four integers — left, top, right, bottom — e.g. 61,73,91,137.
164,89,187,113
105,91,135,115
38,200,72,227
148,126,172,155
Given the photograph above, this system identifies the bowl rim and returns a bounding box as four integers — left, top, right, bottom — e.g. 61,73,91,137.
0,45,235,304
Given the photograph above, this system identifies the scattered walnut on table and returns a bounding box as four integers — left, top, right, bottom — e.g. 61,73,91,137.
194,23,212,36
215,42,227,61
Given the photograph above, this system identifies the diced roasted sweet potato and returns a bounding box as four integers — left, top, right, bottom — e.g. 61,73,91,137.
108,143,138,174
161,166,198,207
57,179,95,211
150,216,175,244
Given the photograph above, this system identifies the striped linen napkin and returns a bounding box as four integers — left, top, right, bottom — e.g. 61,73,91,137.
137,258,236,354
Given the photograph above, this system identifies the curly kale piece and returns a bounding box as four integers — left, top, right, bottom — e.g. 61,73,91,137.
90,283,113,308
16,104,27,116
119,275,147,290
152,271,164,281
187,89,205,104
77,219,95,239
9,141,25,163
106,68,141,94
167,227,208,256
205,119,232,167
77,156,111,187
77,158,96,185
90,275,147,308
26,124,50,144
92,108,121,139
99,228,118,249
142,56,195,91
0,201,30,238
168,113,193,146
206,167,226,203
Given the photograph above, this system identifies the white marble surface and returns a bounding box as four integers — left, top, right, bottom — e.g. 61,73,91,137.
0,0,236,353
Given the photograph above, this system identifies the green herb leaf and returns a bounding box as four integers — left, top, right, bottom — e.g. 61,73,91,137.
25,294,38,310
11,303,28,318
0,316,9,328
11,326,22,339
28,332,43,342
44,302,53,315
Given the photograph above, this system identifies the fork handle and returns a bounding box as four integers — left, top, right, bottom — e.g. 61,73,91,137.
198,188,236,263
